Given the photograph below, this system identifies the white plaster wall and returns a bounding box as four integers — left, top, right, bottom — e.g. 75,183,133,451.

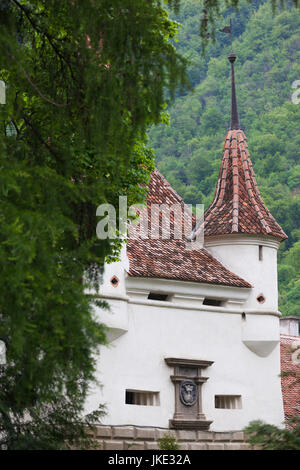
99,244,129,299
85,291,284,431
205,236,280,311
280,318,300,336
84,245,130,342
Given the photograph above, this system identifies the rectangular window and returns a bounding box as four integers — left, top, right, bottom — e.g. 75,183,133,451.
203,298,223,307
125,390,160,406
259,245,263,261
148,292,169,301
215,395,242,409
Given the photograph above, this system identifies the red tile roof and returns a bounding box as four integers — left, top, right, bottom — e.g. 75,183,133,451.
205,130,288,240
280,334,300,423
127,169,251,288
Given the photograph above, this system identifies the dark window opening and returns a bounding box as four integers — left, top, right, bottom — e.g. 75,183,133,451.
148,292,169,301
125,390,160,406
203,298,223,307
259,245,263,261
125,391,134,404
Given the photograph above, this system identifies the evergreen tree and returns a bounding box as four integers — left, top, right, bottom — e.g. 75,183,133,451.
0,0,189,449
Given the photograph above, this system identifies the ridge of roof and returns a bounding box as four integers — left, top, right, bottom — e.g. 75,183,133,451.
204,129,288,241
152,168,185,204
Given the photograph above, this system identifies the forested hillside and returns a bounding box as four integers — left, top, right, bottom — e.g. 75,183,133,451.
148,0,300,316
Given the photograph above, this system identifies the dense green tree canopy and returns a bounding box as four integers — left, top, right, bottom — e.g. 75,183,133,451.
0,0,189,449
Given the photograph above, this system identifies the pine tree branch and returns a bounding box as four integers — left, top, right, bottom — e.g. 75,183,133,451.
22,113,62,162
1,45,70,107
10,0,77,84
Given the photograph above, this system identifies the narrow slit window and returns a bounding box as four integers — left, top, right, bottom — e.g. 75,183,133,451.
125,390,160,406
259,245,263,261
203,298,223,307
215,395,242,409
148,292,169,301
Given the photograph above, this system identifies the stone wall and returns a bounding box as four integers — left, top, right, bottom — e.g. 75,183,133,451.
88,425,251,450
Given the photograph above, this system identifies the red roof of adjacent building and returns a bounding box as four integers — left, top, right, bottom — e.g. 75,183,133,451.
204,129,288,240
280,334,300,423
127,169,251,288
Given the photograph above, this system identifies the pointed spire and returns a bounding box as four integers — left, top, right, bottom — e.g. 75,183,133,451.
223,18,240,130
220,19,240,129
204,20,287,241
228,50,240,129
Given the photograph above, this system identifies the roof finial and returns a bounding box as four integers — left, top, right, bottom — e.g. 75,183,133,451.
228,53,240,130
228,19,240,130
220,18,240,130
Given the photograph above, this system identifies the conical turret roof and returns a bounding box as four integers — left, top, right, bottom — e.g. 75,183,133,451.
204,129,287,240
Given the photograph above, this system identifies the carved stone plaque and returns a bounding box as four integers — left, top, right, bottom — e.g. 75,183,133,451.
165,357,214,430
180,380,197,406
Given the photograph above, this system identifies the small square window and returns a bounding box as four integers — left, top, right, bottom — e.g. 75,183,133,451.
215,395,242,409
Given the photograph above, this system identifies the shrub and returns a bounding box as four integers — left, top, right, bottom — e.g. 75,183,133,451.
158,432,180,450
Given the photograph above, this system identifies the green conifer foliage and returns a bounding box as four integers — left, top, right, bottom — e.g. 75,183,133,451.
0,0,189,449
